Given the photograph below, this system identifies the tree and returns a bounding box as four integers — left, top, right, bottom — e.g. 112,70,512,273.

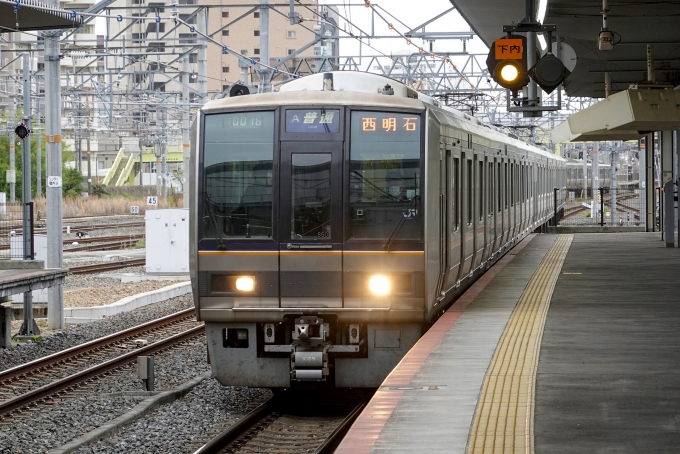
62,167,85,198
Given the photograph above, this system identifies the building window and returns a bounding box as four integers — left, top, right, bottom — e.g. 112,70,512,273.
254,11,259,18
148,23,165,33
287,30,296,38
179,33,197,44
288,49,296,55
222,66,230,73
254,29,259,36
37,63,44,71
222,29,229,36
221,11,229,18
241,49,248,56
222,85,229,92
179,14,196,25
132,0,144,4
254,48,260,55
189,53,198,63
178,0,195,4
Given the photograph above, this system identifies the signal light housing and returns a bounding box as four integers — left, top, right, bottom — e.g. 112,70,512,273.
14,123,31,139
530,53,568,94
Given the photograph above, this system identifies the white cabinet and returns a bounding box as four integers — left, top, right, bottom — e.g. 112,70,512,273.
145,208,189,274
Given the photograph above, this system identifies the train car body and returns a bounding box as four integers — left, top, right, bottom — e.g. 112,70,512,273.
190,71,565,389
566,161,611,192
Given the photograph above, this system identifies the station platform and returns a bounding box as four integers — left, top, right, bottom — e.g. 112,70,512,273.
336,232,680,453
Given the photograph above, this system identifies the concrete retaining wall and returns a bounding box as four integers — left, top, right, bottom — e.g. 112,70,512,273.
64,282,191,324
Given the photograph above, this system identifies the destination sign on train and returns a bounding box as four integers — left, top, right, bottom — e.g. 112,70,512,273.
285,109,340,133
352,112,420,141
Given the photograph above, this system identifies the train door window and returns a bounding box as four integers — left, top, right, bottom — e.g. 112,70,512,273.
510,163,515,206
453,158,459,231
467,160,473,225
201,111,275,240
488,162,493,216
497,162,501,213
504,163,509,210
478,160,484,221
290,153,332,239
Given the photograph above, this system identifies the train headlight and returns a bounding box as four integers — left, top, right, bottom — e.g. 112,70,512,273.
235,277,255,292
368,275,391,296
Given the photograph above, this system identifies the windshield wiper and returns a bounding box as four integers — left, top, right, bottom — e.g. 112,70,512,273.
203,195,227,250
383,195,419,251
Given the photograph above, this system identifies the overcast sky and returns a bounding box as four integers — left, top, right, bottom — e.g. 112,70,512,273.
323,0,490,60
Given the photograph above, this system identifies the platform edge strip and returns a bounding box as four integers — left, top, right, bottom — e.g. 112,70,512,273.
466,234,573,454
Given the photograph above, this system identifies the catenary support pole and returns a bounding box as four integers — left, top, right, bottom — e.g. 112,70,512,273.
610,146,617,224
45,24,64,330
19,52,37,337
9,99,15,202
582,142,588,199
258,0,272,92
182,54,190,208
592,142,599,220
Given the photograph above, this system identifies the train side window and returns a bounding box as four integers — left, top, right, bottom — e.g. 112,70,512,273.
497,162,501,213
510,163,515,207
504,163,509,210
467,160,473,225
478,160,484,221
488,162,493,216
453,158,459,231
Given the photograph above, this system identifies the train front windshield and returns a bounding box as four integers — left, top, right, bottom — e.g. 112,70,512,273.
199,108,422,247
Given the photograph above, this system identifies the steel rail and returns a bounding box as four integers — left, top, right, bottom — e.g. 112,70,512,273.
68,259,147,274
0,324,204,418
313,401,367,454
0,308,196,383
193,396,280,454
193,397,368,454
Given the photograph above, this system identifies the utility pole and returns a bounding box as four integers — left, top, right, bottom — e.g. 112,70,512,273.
87,137,92,195
36,104,42,199
611,146,617,224
18,52,37,337
582,142,588,199
182,54,190,208
197,8,208,103
44,22,64,330
258,0,272,92
9,99,16,202
592,141,600,220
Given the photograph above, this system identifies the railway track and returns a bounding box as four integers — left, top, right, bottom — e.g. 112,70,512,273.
0,221,145,237
0,234,145,252
191,392,369,454
0,309,203,421
68,258,146,274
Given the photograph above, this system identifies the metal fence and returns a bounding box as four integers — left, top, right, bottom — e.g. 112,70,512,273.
0,202,34,260
556,187,642,227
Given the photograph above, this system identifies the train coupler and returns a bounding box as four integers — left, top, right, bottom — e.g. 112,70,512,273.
290,316,330,381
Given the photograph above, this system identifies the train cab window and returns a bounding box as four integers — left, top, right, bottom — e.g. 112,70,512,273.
349,111,422,240
290,153,332,239
201,111,275,240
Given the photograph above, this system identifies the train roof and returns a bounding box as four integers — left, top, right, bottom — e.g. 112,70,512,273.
202,71,563,163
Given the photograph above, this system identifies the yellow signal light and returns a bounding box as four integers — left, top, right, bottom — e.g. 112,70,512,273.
499,63,520,83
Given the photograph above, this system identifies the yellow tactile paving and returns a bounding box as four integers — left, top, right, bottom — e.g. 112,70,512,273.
467,234,573,454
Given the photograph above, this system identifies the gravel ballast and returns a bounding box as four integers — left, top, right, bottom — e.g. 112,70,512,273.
1,294,195,373
76,379,271,454
0,338,217,453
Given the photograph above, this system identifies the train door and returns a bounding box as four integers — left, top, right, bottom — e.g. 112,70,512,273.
495,159,503,250
278,141,344,307
460,153,474,278
445,147,461,289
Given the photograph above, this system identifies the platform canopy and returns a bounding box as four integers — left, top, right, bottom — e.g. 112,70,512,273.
0,0,83,31
551,88,680,142
450,0,680,98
